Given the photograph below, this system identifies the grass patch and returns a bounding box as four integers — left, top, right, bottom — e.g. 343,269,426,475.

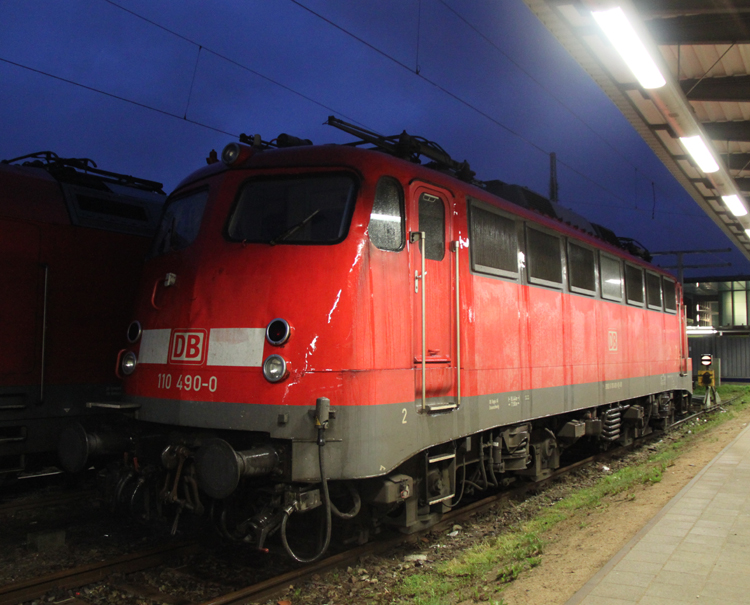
392,385,750,605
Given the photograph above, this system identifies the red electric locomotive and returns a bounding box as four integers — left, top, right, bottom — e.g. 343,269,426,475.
0,152,164,478
59,119,691,560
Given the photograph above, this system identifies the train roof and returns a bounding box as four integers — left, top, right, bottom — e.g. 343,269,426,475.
1,152,166,236
175,118,654,265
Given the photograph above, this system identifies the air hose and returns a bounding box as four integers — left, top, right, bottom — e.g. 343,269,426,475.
280,397,333,563
330,482,361,519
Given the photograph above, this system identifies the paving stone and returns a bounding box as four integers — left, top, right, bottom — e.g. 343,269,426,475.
565,424,750,605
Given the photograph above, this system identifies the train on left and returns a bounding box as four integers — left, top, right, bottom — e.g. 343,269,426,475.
0,151,165,478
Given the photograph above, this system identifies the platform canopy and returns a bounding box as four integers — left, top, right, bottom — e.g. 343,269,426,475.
523,0,750,261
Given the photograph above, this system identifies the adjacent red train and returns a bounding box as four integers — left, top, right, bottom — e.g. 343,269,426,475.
59,119,692,560
0,152,164,477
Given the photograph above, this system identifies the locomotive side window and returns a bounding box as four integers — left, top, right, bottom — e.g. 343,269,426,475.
418,192,445,261
663,277,677,313
369,177,404,251
63,183,163,237
646,271,663,310
527,227,562,287
625,263,645,306
568,241,596,295
600,253,623,301
468,199,518,278
77,195,149,222
227,174,357,245
150,188,209,257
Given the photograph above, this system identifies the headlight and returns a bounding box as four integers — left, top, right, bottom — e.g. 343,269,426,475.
222,142,240,164
126,320,142,344
221,142,253,166
263,354,288,383
121,351,137,376
266,318,291,346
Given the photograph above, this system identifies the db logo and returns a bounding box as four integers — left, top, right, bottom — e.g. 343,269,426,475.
169,330,207,364
608,330,618,352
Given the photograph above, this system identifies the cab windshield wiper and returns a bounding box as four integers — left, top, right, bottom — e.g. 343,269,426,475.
269,209,320,246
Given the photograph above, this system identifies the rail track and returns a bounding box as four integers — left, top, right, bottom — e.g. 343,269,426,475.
0,394,740,605
0,490,97,518
0,542,201,605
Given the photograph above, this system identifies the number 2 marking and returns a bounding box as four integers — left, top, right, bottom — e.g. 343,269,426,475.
402,408,408,424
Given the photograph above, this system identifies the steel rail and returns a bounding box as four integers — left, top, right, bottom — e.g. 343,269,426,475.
0,490,96,517
670,393,742,429
0,541,200,605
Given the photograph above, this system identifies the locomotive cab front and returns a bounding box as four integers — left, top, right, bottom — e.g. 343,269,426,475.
63,140,427,557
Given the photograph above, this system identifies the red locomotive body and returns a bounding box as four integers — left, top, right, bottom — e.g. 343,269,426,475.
61,123,691,559
0,153,164,476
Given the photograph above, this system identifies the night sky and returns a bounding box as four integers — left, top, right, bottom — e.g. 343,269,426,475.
2,0,747,278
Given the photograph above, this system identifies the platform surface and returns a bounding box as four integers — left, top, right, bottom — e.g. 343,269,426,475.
565,423,750,605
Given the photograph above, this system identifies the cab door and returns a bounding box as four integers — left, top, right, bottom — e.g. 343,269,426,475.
408,182,456,411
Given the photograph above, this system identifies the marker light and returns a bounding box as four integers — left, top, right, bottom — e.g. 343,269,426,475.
266,318,291,346
591,7,666,90
722,194,748,217
126,320,142,343
680,136,720,173
263,354,288,382
121,351,137,375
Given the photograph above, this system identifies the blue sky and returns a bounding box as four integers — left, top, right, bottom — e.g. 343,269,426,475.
2,0,746,277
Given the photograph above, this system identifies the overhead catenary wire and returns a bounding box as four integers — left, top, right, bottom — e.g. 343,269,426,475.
287,0,707,218
1,1,710,220
0,47,699,222
183,45,202,120
105,0,699,217
416,0,422,74
0,56,238,137
101,0,367,128
437,0,645,175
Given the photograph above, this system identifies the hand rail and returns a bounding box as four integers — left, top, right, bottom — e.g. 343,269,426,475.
410,231,426,412
39,263,49,404
452,241,461,408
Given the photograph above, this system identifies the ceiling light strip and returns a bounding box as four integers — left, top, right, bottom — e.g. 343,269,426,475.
591,6,666,90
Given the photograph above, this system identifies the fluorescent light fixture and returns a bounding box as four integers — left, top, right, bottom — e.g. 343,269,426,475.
680,135,720,173
591,7,666,89
686,326,717,335
722,194,748,217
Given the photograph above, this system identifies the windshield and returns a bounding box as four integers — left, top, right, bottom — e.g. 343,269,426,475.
149,189,209,257
226,174,357,244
